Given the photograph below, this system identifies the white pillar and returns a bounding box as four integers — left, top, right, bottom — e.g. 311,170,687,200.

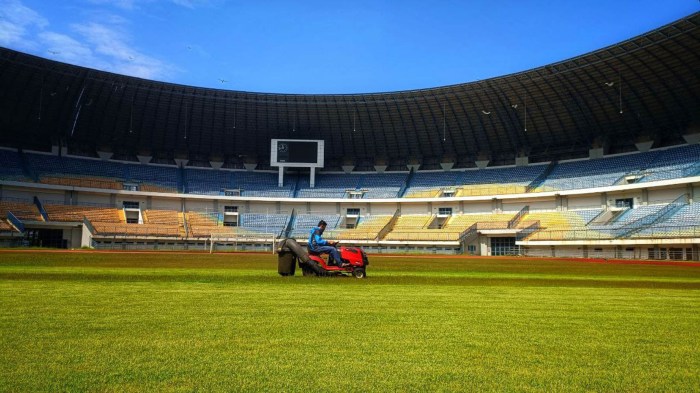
310,167,316,188
278,166,284,187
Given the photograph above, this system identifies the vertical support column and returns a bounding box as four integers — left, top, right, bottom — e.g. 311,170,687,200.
479,236,489,256
491,198,502,213
278,166,284,187
601,192,608,209
687,184,695,204
641,188,649,206
310,167,315,188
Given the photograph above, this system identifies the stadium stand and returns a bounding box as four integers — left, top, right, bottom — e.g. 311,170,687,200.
0,218,17,232
335,215,394,240
0,143,695,198
239,213,290,236
92,222,182,237
296,173,408,198
44,204,124,223
0,200,43,221
125,163,180,193
289,213,340,238
0,149,32,182
382,215,460,241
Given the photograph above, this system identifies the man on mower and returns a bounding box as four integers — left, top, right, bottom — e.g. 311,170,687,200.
308,220,347,267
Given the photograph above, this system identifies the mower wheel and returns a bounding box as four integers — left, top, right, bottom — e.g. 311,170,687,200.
301,266,315,276
352,268,366,279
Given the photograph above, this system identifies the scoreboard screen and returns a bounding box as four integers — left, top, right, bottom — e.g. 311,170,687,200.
270,139,324,168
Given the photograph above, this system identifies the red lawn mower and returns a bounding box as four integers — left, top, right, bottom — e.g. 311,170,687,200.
277,238,368,278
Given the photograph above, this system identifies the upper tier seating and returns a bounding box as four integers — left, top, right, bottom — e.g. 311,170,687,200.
405,165,548,197
296,173,408,199
536,153,657,192
185,169,232,195
0,143,695,198
22,153,180,193
124,163,179,193
637,144,700,183
0,149,31,182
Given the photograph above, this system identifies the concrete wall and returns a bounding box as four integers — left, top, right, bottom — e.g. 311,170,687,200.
462,201,491,214
647,188,687,204
568,195,603,209
400,203,430,215
151,198,181,210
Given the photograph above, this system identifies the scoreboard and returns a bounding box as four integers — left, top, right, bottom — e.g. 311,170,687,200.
270,139,324,168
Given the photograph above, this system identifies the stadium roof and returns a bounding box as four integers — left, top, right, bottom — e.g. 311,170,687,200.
0,12,698,170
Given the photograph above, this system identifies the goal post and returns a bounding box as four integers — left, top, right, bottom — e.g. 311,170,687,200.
208,232,277,254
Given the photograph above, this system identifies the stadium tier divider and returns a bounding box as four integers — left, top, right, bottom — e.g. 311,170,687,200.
33,196,49,221
6,211,25,232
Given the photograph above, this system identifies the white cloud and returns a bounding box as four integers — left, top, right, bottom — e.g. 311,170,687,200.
85,0,216,11
39,31,94,64
0,0,178,81
0,0,48,48
171,0,219,9
85,0,138,11
71,21,176,79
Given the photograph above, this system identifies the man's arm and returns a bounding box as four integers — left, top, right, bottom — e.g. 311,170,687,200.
313,233,328,246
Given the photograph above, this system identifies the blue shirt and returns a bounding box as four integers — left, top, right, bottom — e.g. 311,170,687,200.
308,226,328,252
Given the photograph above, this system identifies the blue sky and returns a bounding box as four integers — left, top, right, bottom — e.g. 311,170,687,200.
1,0,697,94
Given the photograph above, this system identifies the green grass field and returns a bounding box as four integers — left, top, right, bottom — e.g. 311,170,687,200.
1,251,699,392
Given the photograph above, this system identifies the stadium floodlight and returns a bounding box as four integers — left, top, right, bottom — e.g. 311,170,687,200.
481,110,491,115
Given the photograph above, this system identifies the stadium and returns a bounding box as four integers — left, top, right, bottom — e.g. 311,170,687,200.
1,4,700,392
0,13,699,260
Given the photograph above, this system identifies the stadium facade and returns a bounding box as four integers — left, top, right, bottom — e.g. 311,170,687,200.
0,13,698,259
